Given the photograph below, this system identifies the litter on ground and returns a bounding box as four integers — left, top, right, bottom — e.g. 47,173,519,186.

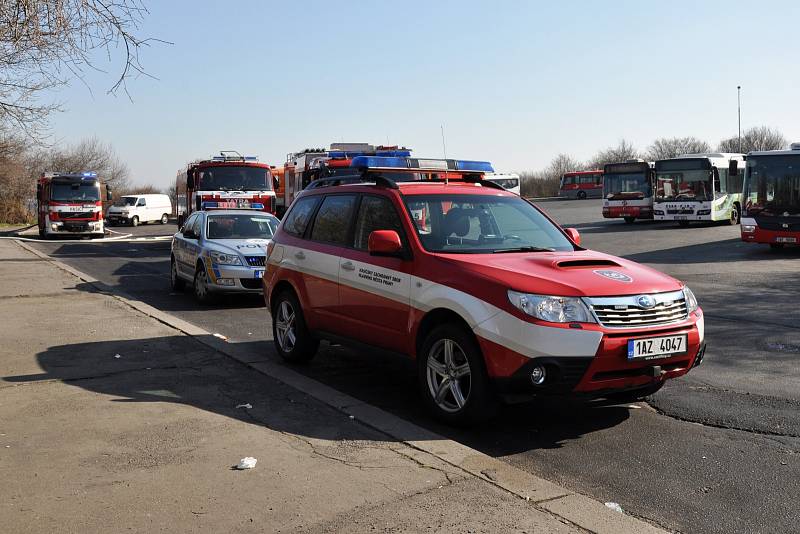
605,502,624,513
236,457,257,470
236,403,253,409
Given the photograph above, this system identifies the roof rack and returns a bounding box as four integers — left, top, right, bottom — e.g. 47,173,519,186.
460,174,506,190
305,172,400,190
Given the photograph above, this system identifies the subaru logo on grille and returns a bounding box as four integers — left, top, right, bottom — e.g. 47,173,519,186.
637,295,656,309
783,223,789,229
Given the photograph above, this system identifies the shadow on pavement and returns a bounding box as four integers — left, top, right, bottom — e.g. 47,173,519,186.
2,335,631,453
624,238,800,264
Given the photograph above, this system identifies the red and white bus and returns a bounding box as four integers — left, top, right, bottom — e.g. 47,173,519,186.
741,143,800,249
559,170,603,199
602,160,655,223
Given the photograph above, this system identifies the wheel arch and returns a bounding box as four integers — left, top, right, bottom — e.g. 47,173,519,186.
414,307,477,360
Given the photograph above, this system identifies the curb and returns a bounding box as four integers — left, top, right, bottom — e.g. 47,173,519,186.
14,239,669,534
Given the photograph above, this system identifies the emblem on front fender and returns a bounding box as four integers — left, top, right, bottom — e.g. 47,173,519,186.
593,270,633,283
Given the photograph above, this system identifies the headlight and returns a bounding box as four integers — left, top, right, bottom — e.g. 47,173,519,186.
683,286,698,313
742,225,756,233
508,291,594,323
209,251,242,265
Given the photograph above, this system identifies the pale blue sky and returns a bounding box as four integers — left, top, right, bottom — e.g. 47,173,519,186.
48,0,800,188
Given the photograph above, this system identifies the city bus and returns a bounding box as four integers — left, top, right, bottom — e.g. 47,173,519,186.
559,170,603,199
741,143,800,249
654,153,745,227
484,172,520,195
601,160,654,223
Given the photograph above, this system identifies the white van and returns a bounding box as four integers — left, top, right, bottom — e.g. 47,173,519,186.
107,194,173,226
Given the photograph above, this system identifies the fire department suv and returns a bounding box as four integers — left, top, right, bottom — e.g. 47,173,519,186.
264,157,706,424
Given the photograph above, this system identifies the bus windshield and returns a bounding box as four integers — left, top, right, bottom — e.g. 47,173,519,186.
744,155,800,216
198,165,272,192
656,170,713,201
603,173,651,200
50,180,100,202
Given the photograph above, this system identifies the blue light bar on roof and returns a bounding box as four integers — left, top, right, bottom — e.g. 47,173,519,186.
81,171,98,178
350,156,493,173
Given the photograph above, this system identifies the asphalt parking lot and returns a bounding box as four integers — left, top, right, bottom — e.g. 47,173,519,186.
27,199,800,534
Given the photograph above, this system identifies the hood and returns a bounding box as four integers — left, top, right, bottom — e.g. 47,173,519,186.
435,250,682,297
207,238,271,256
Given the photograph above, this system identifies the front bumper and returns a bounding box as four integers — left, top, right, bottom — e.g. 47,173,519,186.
602,205,653,220
741,224,799,246
46,221,104,235
205,261,265,293
484,310,705,399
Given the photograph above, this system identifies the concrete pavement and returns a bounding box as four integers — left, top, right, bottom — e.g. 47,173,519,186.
0,239,667,533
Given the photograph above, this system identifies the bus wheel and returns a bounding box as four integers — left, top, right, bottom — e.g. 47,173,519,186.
624,217,635,224
577,191,587,200
678,220,690,228
729,205,740,225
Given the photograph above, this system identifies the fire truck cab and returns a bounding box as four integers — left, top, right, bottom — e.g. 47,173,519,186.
177,151,276,228
36,172,112,239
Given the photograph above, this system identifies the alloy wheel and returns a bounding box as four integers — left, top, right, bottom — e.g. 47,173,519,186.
426,338,472,413
195,268,209,300
275,300,297,353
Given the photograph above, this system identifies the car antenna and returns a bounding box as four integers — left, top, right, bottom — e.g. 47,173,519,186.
440,124,448,185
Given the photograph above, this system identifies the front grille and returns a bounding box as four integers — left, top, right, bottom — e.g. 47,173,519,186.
756,220,800,232
588,290,688,328
60,211,94,219
245,255,266,267
239,279,262,290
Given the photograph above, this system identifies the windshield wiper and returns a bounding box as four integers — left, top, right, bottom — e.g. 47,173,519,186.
493,246,556,253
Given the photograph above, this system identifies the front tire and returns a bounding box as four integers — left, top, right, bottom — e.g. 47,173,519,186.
729,205,740,225
170,257,185,291
624,216,636,224
131,215,139,227
417,324,496,426
193,264,216,304
271,290,318,363
577,191,587,200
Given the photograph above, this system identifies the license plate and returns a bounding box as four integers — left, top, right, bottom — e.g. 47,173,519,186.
627,335,687,360
776,237,797,243
674,215,688,220
254,270,264,279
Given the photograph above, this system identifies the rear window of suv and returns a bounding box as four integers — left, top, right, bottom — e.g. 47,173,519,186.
283,196,320,237
309,195,357,245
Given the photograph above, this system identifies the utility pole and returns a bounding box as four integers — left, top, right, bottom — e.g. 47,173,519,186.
737,86,742,152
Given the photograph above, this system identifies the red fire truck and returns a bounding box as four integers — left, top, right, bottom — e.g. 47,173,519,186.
276,144,412,217
177,151,276,227
36,171,112,239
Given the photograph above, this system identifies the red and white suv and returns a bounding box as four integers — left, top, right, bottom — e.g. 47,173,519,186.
264,159,705,424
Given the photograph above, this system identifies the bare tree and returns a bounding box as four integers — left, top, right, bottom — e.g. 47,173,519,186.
26,136,130,189
646,137,711,160
718,126,787,153
122,183,160,195
0,1,161,137
0,133,34,222
520,153,583,198
587,139,641,168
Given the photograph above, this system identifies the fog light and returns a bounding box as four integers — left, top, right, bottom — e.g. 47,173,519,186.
742,225,756,233
530,365,547,386
50,223,60,231
216,278,235,286
697,209,711,216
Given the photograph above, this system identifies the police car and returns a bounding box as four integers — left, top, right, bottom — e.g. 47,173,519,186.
171,205,278,303
264,156,705,425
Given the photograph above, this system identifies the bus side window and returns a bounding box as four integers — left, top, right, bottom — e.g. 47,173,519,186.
717,168,727,194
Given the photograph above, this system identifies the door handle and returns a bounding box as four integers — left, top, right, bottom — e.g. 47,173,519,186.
341,261,355,271
294,251,306,260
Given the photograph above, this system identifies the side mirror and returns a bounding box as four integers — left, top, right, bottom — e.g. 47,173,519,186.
187,171,195,190
368,230,403,257
729,160,739,176
183,229,196,239
565,228,581,246
105,187,113,201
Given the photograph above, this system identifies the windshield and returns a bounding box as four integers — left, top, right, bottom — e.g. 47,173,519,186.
656,170,713,201
115,196,137,207
50,181,100,202
603,173,651,200
207,214,278,239
404,194,574,253
744,155,800,216
487,178,519,190
198,165,272,191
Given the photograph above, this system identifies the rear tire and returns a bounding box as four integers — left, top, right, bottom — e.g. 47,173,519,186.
624,216,636,224
607,382,664,403
577,191,587,200
170,257,185,291
417,323,496,426
161,213,169,224
271,290,318,363
131,215,139,227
